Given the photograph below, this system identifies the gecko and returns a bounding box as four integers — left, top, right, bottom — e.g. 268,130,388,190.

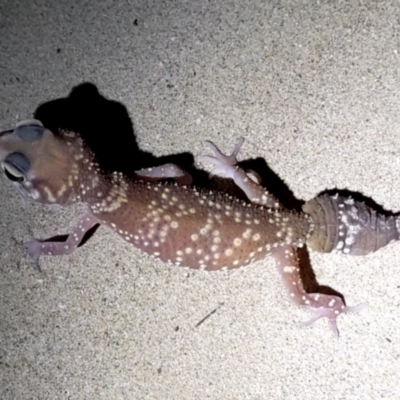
1,120,397,336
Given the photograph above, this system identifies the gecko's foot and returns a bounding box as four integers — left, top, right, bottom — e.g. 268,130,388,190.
198,137,245,179
299,301,368,338
25,237,43,271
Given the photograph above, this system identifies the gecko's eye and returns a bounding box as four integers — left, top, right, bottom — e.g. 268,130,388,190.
15,120,44,142
1,152,30,183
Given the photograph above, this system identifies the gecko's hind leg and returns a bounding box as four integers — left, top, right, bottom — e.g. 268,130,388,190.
273,244,367,337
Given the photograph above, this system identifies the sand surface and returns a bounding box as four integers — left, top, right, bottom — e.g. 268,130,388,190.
1,1,400,398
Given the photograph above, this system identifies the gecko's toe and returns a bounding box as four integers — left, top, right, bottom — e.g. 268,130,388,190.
32,257,42,272
299,301,368,337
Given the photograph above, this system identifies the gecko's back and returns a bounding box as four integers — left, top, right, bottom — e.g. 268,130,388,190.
92,180,311,270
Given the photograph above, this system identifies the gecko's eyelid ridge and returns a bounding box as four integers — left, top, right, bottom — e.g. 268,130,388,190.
1,151,30,182
0,129,14,137
15,120,44,142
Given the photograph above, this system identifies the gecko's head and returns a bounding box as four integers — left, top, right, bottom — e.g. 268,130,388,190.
0,120,88,205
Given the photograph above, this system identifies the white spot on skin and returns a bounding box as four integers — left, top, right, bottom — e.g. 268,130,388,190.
30,189,40,200
242,229,252,239
43,186,57,203
283,266,295,273
345,237,354,245
233,238,242,247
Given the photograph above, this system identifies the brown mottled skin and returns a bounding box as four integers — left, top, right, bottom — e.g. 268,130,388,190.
93,181,311,270
3,120,398,336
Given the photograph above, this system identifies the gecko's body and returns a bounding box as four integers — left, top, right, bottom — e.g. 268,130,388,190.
2,120,397,335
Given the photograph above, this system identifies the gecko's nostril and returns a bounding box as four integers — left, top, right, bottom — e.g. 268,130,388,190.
1,151,30,182
15,120,44,142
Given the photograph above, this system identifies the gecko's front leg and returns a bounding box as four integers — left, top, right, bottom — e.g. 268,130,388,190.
25,210,99,270
198,138,280,208
135,163,192,185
